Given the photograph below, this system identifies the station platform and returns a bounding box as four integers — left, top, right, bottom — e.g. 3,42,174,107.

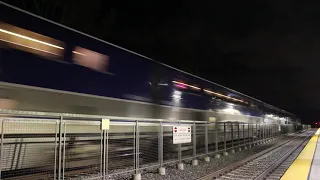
281,128,320,180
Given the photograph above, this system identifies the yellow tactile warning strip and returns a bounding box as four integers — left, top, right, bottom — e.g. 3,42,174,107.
281,128,320,180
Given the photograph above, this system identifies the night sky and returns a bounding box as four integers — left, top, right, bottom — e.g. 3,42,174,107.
4,0,320,124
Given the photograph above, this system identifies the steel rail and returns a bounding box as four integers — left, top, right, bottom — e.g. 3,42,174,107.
198,132,311,180
254,133,312,180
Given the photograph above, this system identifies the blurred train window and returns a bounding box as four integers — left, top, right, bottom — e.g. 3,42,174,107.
0,98,17,110
0,88,17,110
0,22,65,58
72,46,109,73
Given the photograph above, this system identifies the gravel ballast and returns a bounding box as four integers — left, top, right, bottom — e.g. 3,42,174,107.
69,137,289,180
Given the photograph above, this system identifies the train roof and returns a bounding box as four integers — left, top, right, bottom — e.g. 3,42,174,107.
0,1,295,117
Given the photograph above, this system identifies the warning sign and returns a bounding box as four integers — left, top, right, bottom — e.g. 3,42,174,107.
173,126,191,144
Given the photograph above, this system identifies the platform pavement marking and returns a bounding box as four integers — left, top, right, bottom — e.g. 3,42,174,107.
281,128,320,180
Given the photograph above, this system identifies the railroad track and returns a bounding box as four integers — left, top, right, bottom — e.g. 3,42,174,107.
262,137,309,180
199,130,313,180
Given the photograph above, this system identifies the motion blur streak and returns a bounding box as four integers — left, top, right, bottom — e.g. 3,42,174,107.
172,81,201,90
0,38,61,56
0,28,63,49
72,46,109,72
0,22,64,58
72,50,87,56
203,89,245,103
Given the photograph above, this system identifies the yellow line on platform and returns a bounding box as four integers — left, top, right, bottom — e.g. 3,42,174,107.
281,128,320,180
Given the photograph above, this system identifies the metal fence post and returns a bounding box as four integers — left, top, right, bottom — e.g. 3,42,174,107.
243,123,245,146
193,122,196,158
133,124,136,174
251,124,254,145
261,124,263,140
135,120,139,175
106,130,109,179
223,122,226,151
0,120,4,180
158,122,163,167
253,124,255,143
215,123,218,152
205,122,208,155
265,124,267,139
103,129,107,180
273,124,275,137
269,125,271,138
237,123,240,147
262,124,264,140
62,121,66,180
247,124,250,146
274,125,275,136
231,123,234,148
259,124,262,140
265,124,269,139
54,121,58,180
266,124,268,139
58,116,63,180
178,121,182,164
260,124,262,140
263,124,265,140
100,130,103,179
256,124,258,141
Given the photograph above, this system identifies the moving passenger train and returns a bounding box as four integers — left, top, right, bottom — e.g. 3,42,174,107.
0,2,299,179
0,2,294,123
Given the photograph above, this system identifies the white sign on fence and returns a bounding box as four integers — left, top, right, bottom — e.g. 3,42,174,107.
101,119,110,130
173,126,191,144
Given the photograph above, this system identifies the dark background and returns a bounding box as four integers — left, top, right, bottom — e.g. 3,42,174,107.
3,0,320,124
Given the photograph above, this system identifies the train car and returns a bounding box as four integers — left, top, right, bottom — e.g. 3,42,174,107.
0,2,294,123
0,2,297,179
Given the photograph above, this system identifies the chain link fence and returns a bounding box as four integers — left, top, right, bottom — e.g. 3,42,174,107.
0,109,304,180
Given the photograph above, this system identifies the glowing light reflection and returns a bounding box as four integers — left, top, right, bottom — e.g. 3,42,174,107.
0,38,61,56
203,89,245,103
0,28,63,49
175,84,187,89
72,51,86,56
172,81,200,90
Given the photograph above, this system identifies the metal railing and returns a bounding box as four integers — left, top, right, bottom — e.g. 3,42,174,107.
0,109,285,180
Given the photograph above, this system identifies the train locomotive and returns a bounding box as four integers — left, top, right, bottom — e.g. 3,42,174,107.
0,2,298,179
